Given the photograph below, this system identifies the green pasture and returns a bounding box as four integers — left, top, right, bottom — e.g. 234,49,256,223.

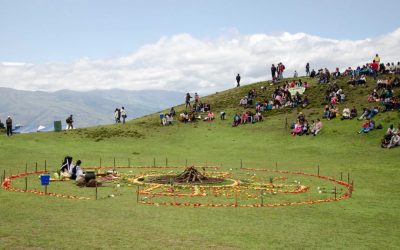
1,75,399,249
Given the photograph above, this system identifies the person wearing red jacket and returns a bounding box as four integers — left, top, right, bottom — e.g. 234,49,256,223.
370,60,379,80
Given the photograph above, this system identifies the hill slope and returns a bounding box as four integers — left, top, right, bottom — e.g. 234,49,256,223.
0,74,399,249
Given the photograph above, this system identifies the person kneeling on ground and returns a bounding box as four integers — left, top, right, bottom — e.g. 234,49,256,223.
220,111,226,120
69,160,83,180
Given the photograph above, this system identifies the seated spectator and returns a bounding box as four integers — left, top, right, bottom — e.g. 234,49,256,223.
350,106,358,119
204,111,215,121
302,95,309,107
341,107,351,120
69,160,83,180
254,112,263,122
310,69,316,78
232,113,241,127
357,75,367,85
358,119,372,134
291,120,303,136
311,119,322,136
368,89,380,102
322,105,330,119
385,126,400,148
239,96,248,107
358,108,371,120
166,114,173,125
170,107,176,117
179,112,189,123
161,114,167,126
367,106,379,119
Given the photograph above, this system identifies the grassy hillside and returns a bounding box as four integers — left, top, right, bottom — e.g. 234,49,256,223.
0,75,399,249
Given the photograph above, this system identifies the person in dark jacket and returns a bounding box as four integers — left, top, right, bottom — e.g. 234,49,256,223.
6,116,12,136
236,74,241,87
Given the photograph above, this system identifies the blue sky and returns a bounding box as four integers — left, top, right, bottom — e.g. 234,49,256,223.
0,0,399,93
1,0,399,63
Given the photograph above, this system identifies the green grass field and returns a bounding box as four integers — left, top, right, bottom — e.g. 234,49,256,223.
1,75,399,249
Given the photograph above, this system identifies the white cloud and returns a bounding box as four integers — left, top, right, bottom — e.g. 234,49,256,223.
1,28,399,94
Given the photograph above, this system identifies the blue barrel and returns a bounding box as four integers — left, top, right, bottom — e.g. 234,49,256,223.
40,175,50,186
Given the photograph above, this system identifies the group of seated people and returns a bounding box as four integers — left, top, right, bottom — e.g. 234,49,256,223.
358,119,376,134
376,76,400,90
381,124,400,148
358,106,379,120
340,106,358,120
291,113,322,136
347,75,367,86
317,68,331,84
322,105,339,120
324,83,346,104
232,111,263,127
59,156,99,187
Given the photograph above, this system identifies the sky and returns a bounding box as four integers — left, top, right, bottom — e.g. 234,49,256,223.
0,0,399,93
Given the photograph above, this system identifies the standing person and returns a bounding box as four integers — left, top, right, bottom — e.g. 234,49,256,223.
236,74,241,87
306,62,310,76
66,115,74,129
6,116,12,136
194,93,199,105
185,93,192,108
374,54,381,65
114,108,120,123
271,64,277,81
121,107,127,124
278,63,285,80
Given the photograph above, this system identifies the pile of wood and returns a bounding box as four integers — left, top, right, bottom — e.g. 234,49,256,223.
175,166,207,183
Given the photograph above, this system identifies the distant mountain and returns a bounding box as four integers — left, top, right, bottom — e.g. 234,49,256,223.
0,87,184,132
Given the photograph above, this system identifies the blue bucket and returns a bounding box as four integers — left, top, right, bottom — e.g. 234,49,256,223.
40,175,50,186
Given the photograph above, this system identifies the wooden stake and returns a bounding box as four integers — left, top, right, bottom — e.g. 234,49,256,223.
240,159,243,169
153,157,156,167
347,173,350,184
317,165,320,176
45,185,47,194
334,186,337,200
136,186,140,203
95,182,98,200
25,163,28,174
35,162,38,172
44,160,47,172
114,157,116,167
166,157,168,166
340,172,343,180
25,177,28,191
260,190,264,207
235,191,238,207
275,161,278,170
